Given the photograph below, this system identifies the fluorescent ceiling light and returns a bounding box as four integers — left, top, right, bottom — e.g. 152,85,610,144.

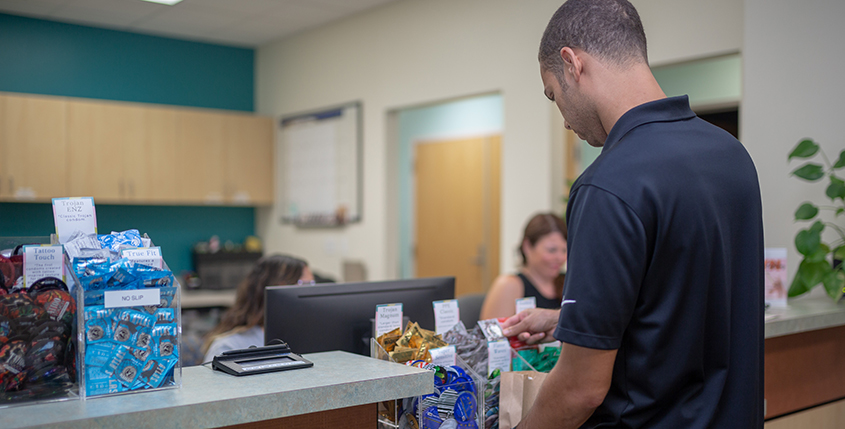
140,0,184,5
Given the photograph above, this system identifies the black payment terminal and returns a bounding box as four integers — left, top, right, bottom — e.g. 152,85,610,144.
211,340,313,376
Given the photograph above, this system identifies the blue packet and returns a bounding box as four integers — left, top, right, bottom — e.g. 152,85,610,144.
138,356,178,388
104,345,143,388
85,341,121,368
152,324,178,359
85,307,114,344
154,308,176,325
86,365,125,396
98,229,142,253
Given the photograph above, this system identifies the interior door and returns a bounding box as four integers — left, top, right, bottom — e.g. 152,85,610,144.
415,135,500,297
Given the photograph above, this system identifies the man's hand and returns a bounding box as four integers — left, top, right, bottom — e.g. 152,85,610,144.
501,308,560,344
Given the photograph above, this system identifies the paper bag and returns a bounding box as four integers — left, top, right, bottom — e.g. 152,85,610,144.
499,370,548,429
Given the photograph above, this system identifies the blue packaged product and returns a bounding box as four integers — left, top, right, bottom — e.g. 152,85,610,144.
454,391,477,422
154,308,176,325
422,406,443,429
85,342,120,368
152,324,178,359
138,356,177,388
107,259,139,290
98,230,142,252
85,309,114,344
86,365,125,396
158,287,177,309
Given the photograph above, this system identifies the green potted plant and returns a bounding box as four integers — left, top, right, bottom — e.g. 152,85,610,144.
787,138,845,301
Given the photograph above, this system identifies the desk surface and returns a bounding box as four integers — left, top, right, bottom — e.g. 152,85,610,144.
765,287,845,339
3,351,432,429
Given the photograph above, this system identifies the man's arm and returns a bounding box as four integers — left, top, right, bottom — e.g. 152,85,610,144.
518,342,616,429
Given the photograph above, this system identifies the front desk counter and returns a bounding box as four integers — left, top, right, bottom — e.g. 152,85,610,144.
4,351,432,429
764,288,845,427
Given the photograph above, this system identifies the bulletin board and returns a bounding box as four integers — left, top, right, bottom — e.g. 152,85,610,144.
277,102,362,227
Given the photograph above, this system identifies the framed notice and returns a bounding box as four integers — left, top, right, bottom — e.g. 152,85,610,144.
278,102,362,227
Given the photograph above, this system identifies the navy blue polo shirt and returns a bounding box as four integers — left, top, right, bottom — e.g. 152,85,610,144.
555,96,764,428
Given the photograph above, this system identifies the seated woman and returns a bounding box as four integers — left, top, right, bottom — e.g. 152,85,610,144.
479,213,567,320
201,254,314,362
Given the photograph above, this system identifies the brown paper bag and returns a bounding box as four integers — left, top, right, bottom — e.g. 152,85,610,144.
499,371,548,429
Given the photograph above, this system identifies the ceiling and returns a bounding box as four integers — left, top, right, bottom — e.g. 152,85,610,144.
0,0,401,48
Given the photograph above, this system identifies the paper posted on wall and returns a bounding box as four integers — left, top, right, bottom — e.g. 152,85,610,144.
764,248,788,308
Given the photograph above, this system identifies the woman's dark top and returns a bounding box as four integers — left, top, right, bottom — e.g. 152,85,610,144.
517,272,561,309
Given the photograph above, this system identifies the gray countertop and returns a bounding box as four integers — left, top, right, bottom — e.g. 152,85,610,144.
765,287,845,339
3,351,433,429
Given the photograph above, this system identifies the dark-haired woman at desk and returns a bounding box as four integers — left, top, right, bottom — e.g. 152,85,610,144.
480,213,567,320
201,254,314,363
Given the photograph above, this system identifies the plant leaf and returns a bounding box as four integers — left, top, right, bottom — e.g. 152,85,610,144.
826,176,845,201
798,260,830,290
838,208,845,217
834,245,845,261
791,164,825,181
810,220,825,235
834,150,845,169
788,271,810,297
795,226,822,256
795,202,819,220
822,270,845,301
806,243,831,263
788,139,819,160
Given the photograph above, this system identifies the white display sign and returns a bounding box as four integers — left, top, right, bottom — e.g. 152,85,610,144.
121,247,163,269
23,245,65,288
375,303,403,338
488,339,512,376
433,299,460,334
430,345,457,367
515,296,537,315
52,197,97,244
104,288,161,308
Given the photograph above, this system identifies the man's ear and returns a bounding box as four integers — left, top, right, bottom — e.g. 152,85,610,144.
559,47,582,82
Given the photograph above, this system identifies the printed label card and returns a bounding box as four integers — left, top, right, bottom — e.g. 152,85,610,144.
23,245,65,288
52,197,97,244
120,247,163,269
375,303,404,338
104,288,161,308
764,248,788,308
433,299,460,334
515,296,537,314
488,339,512,376
430,345,458,367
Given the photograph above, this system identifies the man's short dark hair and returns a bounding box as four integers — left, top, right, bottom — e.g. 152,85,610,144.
539,0,648,75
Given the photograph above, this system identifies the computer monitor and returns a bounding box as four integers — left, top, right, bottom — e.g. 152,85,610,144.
264,276,455,356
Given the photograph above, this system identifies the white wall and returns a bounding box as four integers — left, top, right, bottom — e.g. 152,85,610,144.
255,0,744,281
743,0,845,276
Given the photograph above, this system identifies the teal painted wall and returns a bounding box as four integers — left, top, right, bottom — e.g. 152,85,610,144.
0,13,254,111
0,13,257,274
0,203,254,275
397,94,503,278
652,53,741,109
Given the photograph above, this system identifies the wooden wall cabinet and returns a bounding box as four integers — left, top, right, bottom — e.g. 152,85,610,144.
1,92,273,206
0,94,68,201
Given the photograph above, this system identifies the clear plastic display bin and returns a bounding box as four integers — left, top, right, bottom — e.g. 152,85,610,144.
372,339,485,429
73,249,182,399
0,236,81,408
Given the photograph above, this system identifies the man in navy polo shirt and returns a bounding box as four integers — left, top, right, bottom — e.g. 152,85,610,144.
502,0,764,428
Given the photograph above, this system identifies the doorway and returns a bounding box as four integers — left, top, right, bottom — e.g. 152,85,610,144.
415,135,501,297
391,93,503,296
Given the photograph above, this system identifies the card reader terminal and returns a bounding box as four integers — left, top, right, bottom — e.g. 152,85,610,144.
212,341,313,376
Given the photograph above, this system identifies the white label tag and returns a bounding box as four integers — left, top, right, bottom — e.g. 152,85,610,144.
120,247,163,269
433,299,461,334
23,245,65,288
375,303,403,338
488,339,511,376
104,288,161,308
430,345,457,367
52,197,97,244
515,296,537,314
